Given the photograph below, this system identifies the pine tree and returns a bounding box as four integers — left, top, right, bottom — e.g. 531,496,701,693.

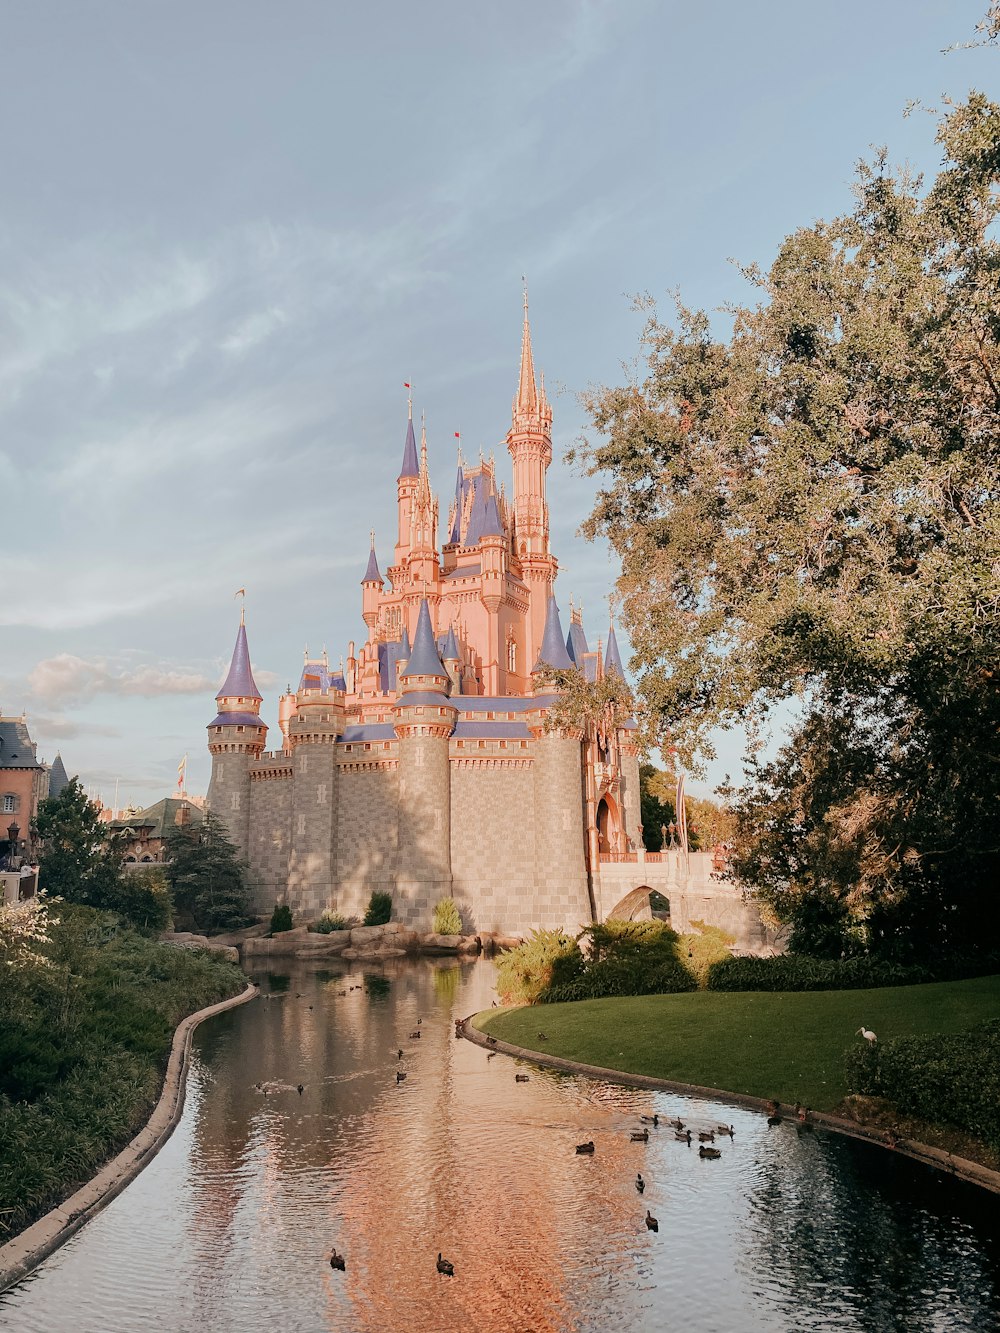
35,779,125,909
164,812,253,933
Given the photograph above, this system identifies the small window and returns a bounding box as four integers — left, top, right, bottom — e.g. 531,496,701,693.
2,795,15,813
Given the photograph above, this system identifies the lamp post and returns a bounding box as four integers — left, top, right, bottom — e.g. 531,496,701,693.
7,820,21,871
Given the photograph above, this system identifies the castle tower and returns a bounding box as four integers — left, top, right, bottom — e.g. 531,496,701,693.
286,663,345,919
528,596,593,927
506,290,556,670
362,533,383,642
393,598,456,927
207,611,267,859
394,405,419,571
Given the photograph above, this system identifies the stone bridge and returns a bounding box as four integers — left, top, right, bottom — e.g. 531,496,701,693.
594,850,782,954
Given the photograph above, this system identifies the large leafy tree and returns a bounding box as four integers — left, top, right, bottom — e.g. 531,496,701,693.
163,812,253,933
35,779,126,910
576,95,1000,959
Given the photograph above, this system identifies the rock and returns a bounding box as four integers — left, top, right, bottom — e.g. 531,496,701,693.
342,944,406,960
456,935,482,954
164,936,240,964
420,932,463,952
350,925,387,946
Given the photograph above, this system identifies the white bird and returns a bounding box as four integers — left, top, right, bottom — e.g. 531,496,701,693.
857,1027,877,1044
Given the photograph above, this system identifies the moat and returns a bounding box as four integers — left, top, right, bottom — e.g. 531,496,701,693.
2,958,999,1333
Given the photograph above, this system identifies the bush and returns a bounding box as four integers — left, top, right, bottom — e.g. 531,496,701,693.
432,898,462,935
680,920,735,987
705,951,1000,992
845,1020,1000,1153
544,920,696,1001
309,910,350,934
495,929,585,1005
269,903,293,934
363,891,393,927
103,868,173,934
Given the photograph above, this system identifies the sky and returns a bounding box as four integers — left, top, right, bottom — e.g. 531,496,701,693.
1,1,995,810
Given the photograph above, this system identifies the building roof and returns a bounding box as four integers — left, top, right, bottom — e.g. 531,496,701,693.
480,491,504,538
362,540,382,584
605,624,626,678
566,620,589,664
442,624,459,659
341,723,398,743
448,462,464,544
401,600,448,680
208,711,266,728
453,720,531,739
0,717,41,770
216,620,262,701
111,796,204,840
533,597,574,672
398,414,419,479
47,753,70,798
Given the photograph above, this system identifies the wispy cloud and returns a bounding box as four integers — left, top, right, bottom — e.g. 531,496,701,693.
29,654,216,706
29,714,122,740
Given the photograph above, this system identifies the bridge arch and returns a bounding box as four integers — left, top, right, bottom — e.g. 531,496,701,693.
605,884,662,922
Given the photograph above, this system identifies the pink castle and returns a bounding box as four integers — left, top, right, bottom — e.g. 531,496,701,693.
207,300,646,934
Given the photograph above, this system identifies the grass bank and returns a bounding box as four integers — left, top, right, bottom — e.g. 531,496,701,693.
476,974,1000,1111
0,906,245,1241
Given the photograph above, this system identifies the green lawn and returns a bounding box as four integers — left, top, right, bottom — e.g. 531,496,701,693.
476,975,1000,1111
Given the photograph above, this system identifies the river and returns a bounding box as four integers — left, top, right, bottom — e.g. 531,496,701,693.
2,957,998,1332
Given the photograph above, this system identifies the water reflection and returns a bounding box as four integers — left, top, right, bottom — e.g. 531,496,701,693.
2,957,998,1333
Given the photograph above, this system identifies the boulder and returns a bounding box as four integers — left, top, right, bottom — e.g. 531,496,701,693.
342,945,406,960
419,932,466,952
164,935,240,964
456,935,482,954
350,925,387,946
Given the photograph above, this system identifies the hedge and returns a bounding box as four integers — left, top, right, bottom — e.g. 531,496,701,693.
844,1020,1000,1153
705,953,1000,992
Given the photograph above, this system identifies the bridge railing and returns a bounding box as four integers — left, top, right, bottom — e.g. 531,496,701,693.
598,852,638,863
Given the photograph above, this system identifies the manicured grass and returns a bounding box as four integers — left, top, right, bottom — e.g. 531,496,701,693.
477,975,1000,1111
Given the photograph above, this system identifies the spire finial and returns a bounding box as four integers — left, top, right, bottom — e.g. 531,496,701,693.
515,278,538,415
522,273,528,317
370,528,375,549
404,380,412,419
234,587,246,625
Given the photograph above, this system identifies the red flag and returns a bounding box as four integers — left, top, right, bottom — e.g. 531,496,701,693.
403,382,411,389
454,432,461,439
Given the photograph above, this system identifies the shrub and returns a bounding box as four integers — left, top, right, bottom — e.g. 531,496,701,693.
495,929,585,1005
363,891,393,927
269,903,293,934
706,954,939,992
104,867,173,934
432,898,462,935
309,910,350,934
680,920,734,987
845,1020,1000,1153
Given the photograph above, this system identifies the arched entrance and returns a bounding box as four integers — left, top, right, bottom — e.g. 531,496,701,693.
597,794,621,854
606,885,661,922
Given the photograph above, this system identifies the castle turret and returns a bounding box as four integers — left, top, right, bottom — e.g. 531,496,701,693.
286,658,345,918
207,612,268,859
528,594,593,928
393,599,456,928
507,290,556,670
362,533,383,641
394,406,419,569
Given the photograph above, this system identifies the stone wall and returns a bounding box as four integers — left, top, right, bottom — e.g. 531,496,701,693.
529,733,593,932
247,767,292,913
207,751,252,861
334,761,399,919
394,734,452,927
450,757,536,934
286,743,338,919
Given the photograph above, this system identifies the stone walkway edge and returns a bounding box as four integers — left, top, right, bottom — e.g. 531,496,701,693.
0,982,259,1293
459,1015,1000,1197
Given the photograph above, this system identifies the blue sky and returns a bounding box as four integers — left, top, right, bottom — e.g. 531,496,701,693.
2,1,995,809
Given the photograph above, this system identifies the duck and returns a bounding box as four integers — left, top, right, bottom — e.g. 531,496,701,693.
417,1017,423,1025
669,1117,685,1131
396,1071,406,1083
716,1124,734,1137
409,1031,422,1039
397,1049,404,1059
645,1210,658,1232
337,990,347,998
436,1252,454,1276
486,1035,498,1046
797,1104,811,1124
329,1249,346,1271
766,1099,780,1116
486,1051,496,1060
297,1084,305,1095
636,1173,645,1194
631,1129,649,1143
515,1073,529,1082
640,1114,659,1126
699,1145,722,1160
675,1129,692,1144
698,1131,715,1143
537,1032,548,1041
767,1115,782,1128
576,1141,596,1154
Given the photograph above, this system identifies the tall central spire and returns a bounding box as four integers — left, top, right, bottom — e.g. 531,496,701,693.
516,278,538,414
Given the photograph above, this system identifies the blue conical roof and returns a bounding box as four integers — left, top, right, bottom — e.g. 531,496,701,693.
566,619,589,664
400,626,411,657
464,474,487,544
605,624,626,678
481,491,503,538
217,619,262,700
48,753,70,800
442,623,459,659
398,415,419,480
448,462,464,543
362,540,382,584
533,596,574,671
401,600,447,679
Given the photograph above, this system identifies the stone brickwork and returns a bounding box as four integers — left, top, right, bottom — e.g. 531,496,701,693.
449,758,537,933
619,748,642,849
334,761,399,919
529,732,593,931
286,742,338,920
394,733,452,926
247,767,292,913
206,752,253,862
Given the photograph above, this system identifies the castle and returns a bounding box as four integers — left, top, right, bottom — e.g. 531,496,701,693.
206,303,644,935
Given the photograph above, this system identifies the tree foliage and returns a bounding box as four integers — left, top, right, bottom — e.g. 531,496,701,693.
163,812,252,933
35,780,125,911
576,95,1000,959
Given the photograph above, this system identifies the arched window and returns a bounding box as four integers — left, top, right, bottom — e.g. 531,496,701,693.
507,639,517,673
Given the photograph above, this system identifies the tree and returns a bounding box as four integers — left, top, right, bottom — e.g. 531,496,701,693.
35,779,125,910
575,95,1000,959
164,812,253,933
639,764,674,850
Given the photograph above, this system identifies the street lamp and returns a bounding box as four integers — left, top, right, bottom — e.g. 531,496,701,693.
7,820,20,870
